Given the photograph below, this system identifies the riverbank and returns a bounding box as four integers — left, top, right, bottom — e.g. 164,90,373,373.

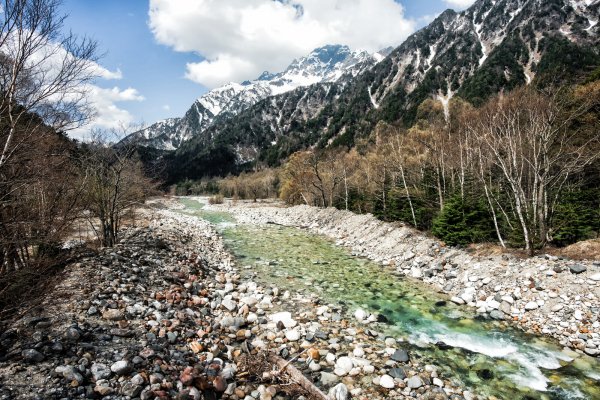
0,199,469,400
208,198,600,358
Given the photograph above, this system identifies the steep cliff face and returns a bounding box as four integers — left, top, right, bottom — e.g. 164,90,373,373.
122,45,380,151
165,0,600,180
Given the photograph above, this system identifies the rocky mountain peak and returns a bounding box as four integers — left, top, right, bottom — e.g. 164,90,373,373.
123,44,379,151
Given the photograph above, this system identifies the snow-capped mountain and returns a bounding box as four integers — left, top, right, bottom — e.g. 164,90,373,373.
167,0,599,181
123,45,381,150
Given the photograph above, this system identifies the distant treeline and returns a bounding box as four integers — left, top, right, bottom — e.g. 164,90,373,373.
176,80,600,255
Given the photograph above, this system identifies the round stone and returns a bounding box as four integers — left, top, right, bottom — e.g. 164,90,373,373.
379,374,395,389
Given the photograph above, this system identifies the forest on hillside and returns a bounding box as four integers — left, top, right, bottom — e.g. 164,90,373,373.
178,78,600,255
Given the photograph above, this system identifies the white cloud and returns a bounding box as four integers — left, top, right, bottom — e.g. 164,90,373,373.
149,0,416,88
94,65,123,80
443,0,476,9
69,86,145,140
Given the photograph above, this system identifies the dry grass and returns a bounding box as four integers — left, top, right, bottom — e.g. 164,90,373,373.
208,194,224,205
547,239,600,261
466,239,600,261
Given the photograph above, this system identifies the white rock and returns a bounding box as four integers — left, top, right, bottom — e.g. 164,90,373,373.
316,306,329,315
326,353,336,364
353,347,365,358
524,301,539,310
363,365,375,374
433,377,444,387
460,287,476,303
574,310,583,320
487,300,500,310
354,309,368,321
335,357,354,374
328,383,349,400
379,374,395,389
240,296,258,306
271,312,297,328
590,273,600,282
285,329,300,342
551,304,564,312
221,298,237,311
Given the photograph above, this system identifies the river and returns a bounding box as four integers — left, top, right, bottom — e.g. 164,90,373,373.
180,198,600,400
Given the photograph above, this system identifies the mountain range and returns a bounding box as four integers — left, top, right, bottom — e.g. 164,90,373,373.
123,45,384,151
127,0,600,181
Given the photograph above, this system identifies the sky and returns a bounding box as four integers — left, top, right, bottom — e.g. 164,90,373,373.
61,0,477,139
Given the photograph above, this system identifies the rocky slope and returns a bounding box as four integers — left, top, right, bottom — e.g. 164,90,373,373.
169,0,600,179
209,199,600,358
123,45,381,151
0,200,470,400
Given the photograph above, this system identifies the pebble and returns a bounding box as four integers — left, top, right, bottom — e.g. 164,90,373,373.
21,349,44,363
570,264,587,274
91,363,112,380
407,375,424,389
335,357,354,375
379,374,395,389
110,360,131,376
328,383,349,400
285,329,300,341
525,301,539,310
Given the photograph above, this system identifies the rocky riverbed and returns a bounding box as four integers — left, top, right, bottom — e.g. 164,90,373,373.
208,199,600,358
0,200,470,400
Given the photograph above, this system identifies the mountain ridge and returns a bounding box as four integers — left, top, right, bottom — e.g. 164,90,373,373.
148,0,600,181
123,45,383,150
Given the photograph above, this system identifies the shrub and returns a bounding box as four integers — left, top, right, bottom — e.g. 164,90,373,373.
208,194,224,205
432,195,496,246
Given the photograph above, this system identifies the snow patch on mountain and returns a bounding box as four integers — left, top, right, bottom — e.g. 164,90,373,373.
125,45,379,150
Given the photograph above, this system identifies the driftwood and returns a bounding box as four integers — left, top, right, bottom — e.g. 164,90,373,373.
267,353,329,400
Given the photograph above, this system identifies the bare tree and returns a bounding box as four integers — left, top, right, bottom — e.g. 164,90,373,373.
81,128,157,247
0,0,98,169
468,86,600,254
0,0,98,275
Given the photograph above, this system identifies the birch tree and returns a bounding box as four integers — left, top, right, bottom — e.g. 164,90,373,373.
468,86,600,254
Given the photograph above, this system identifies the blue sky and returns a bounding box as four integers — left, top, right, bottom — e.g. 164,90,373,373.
61,0,474,137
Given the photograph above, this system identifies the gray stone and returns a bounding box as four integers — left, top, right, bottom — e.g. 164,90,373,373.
389,367,406,379
121,382,143,397
65,326,81,341
91,363,112,380
320,371,339,386
489,310,505,320
570,264,587,274
55,365,84,384
390,349,409,362
110,360,132,376
22,349,44,363
407,375,424,389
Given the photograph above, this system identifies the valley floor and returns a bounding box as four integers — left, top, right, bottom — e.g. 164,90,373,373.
1,197,598,400
208,198,600,357
0,198,464,400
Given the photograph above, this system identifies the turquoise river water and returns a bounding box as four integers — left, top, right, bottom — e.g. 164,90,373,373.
179,198,600,400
